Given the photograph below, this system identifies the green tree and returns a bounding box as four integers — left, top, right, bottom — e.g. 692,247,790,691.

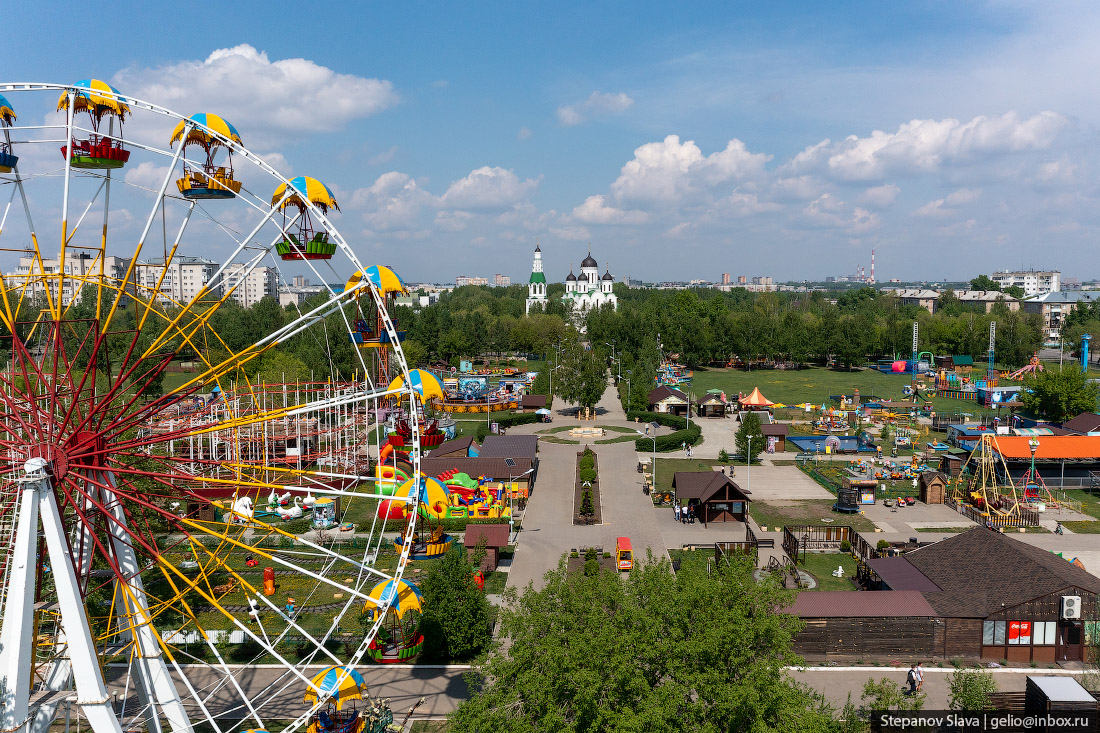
557,339,606,409
449,554,840,732
418,545,492,663
969,275,1000,291
1002,285,1026,299
947,668,997,710
860,676,924,713
736,411,766,463
1022,366,1100,422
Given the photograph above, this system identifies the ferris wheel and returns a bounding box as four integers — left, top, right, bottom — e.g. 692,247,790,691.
0,82,425,733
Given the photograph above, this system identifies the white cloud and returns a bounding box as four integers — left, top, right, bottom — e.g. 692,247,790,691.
610,134,771,204
665,223,690,238
789,112,1069,181
517,126,533,141
113,44,398,138
915,187,982,217
368,146,398,165
859,183,901,208
351,172,434,231
549,225,590,241
571,195,648,224
556,91,635,126
123,161,173,192
440,166,539,209
721,192,781,217
801,194,879,232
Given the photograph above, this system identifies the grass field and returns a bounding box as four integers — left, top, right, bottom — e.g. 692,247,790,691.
688,366,1005,419
798,552,859,591
748,499,876,532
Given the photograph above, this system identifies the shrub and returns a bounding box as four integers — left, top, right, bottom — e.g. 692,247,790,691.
718,448,730,462
579,490,594,517
280,518,312,534
583,558,600,577
578,468,597,484
475,411,542,441
876,539,890,551
578,454,595,470
947,668,997,710
584,547,597,562
840,540,852,553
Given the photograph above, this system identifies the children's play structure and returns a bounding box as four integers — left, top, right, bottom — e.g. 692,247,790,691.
305,665,395,733
950,435,1039,525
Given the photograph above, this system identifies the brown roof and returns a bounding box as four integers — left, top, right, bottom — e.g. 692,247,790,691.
421,456,534,481
479,434,538,459
463,523,510,549
427,436,476,457
905,528,1100,618
1062,412,1100,435
918,471,948,488
520,394,547,409
761,423,789,437
698,393,726,404
648,385,688,404
866,557,942,592
787,590,937,618
672,471,751,502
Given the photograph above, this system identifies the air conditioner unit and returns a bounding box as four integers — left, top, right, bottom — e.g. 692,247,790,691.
1061,595,1081,620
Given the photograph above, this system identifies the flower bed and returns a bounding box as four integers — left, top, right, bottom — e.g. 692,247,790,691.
573,446,602,525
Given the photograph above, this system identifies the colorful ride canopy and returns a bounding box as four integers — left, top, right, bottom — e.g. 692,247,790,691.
0,94,15,125
346,265,407,297
395,476,450,518
170,113,243,148
272,175,339,211
366,578,423,619
304,666,368,710
387,369,445,402
57,79,130,118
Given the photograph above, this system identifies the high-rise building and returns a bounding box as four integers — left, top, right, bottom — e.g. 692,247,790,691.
292,275,309,288
494,273,511,287
135,256,222,304
223,263,278,307
3,252,134,306
455,275,488,287
737,275,747,285
721,273,731,285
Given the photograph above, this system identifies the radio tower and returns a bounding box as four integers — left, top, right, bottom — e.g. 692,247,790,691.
870,249,876,284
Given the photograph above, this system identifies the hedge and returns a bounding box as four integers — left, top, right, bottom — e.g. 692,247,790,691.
359,517,523,534
475,411,542,442
626,410,703,452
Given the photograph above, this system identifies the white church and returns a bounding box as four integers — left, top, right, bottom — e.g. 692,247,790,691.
525,243,617,316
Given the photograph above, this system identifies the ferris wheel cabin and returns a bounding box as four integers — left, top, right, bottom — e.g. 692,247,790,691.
0,93,17,172
58,80,132,169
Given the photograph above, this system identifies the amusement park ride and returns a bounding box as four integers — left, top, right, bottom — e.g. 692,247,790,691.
0,81,427,733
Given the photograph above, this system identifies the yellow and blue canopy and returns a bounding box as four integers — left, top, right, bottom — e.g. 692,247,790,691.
304,666,368,710
387,369,444,402
366,578,423,619
345,265,407,297
0,94,15,126
57,79,130,118
272,176,339,211
170,113,243,148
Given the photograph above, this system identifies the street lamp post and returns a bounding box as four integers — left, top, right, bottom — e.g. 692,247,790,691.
746,434,752,495
636,421,660,498
625,370,632,411
506,466,535,540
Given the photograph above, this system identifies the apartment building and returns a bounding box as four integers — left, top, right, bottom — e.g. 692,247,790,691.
135,256,222,304
223,263,277,307
990,270,1060,296
1021,291,1100,340
3,252,133,306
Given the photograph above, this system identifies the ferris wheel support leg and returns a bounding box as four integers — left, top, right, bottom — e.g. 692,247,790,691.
100,475,192,733
36,477,123,733
0,483,41,733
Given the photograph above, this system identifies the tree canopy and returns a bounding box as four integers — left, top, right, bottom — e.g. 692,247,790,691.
1022,365,1100,423
736,411,766,463
418,545,492,663
448,555,841,732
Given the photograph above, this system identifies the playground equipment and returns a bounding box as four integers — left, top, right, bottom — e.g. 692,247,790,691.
170,112,243,198
312,497,338,529
0,81,425,733
951,435,1025,519
1007,354,1044,381
393,477,456,558
305,665,396,733
0,93,17,171
365,580,424,663
57,79,131,168
273,175,340,260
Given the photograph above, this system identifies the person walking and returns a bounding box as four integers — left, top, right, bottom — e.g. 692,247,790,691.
904,664,917,696
674,503,681,523
915,662,924,692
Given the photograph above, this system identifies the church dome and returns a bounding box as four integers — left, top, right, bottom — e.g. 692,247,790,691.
565,269,577,282
581,251,598,268
602,270,614,281
577,272,588,282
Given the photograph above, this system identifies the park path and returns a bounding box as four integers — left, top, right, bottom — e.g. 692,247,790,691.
506,377,669,591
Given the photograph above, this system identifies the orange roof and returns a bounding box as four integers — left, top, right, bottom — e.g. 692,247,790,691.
987,435,1100,460
740,387,774,407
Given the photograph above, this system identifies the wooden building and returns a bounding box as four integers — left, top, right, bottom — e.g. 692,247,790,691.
939,453,964,478
427,436,478,459
761,423,788,452
918,471,947,504
648,385,689,416
519,394,547,413
671,471,751,525
696,392,727,418
789,529,1100,663
464,523,510,572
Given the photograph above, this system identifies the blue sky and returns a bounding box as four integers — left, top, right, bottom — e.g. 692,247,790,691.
6,1,1100,283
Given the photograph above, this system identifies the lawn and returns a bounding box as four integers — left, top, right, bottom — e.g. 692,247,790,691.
688,366,1003,418
748,499,876,532
411,723,448,733
654,458,727,497
797,552,858,591
1051,489,1100,533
